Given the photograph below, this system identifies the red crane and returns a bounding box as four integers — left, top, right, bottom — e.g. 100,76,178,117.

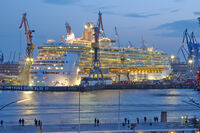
19,13,35,60
19,13,35,85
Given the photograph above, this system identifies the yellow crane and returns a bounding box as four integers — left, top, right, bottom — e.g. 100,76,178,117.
19,13,35,85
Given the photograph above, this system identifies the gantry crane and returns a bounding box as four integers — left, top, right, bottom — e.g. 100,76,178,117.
115,26,120,48
89,11,104,82
0,51,4,64
178,29,200,80
114,26,129,81
19,13,35,85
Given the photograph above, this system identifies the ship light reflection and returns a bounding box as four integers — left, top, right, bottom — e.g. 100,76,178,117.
17,99,30,103
19,91,37,115
23,91,34,94
166,90,179,104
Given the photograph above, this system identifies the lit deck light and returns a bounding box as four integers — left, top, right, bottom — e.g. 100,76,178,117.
181,116,184,120
188,59,193,64
26,57,30,62
170,55,175,59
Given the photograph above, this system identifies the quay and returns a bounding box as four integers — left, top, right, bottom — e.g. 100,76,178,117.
0,83,196,92
0,122,199,133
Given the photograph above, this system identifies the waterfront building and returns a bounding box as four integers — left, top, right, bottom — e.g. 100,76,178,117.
0,63,20,84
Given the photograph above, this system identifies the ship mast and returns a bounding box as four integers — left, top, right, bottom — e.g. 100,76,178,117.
89,11,104,81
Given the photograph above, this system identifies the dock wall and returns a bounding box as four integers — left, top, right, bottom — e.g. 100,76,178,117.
0,83,196,92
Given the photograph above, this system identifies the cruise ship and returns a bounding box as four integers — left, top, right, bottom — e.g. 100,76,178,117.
30,22,171,86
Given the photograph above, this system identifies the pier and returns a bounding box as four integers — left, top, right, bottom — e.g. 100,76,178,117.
0,122,199,133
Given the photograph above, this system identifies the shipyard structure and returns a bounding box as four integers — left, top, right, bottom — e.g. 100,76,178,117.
30,21,171,86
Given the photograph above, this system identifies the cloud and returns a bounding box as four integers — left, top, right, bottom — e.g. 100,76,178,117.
194,12,200,15
152,19,199,37
170,9,179,13
43,0,78,5
103,11,119,15
124,13,159,18
99,5,118,10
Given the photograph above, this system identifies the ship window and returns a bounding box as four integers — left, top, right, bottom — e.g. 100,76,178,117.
32,76,38,79
43,72,61,74
30,72,37,74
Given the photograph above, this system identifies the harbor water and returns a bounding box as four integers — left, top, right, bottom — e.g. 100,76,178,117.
0,89,199,125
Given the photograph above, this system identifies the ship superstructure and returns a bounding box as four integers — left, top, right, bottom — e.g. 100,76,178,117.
30,43,84,86
30,20,171,86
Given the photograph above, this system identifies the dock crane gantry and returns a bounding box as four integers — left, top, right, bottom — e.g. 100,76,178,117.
89,11,104,82
178,29,200,79
19,13,35,85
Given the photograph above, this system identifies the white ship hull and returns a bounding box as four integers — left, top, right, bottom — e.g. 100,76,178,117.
30,43,82,86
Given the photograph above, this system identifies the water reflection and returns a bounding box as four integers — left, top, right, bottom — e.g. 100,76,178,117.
0,89,198,124
18,91,37,115
165,90,180,104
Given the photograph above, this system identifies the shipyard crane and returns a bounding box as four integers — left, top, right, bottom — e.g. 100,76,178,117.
0,51,4,64
115,26,120,48
19,13,35,85
65,22,72,36
19,13,35,59
89,11,104,82
11,51,16,63
177,45,188,62
65,22,75,41
97,12,106,38
114,27,130,81
182,29,199,66
178,29,200,80
182,29,193,59
128,41,133,48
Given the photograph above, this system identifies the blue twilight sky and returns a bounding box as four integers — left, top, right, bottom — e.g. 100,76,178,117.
1,0,200,61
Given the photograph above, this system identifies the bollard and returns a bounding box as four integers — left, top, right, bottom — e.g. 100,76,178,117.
161,111,167,122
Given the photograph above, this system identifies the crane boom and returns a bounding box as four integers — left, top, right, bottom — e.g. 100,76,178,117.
97,11,105,37
182,29,192,56
19,13,32,45
115,26,120,48
19,13,35,58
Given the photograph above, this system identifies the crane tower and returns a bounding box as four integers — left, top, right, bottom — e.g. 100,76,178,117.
19,13,35,85
89,11,104,82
